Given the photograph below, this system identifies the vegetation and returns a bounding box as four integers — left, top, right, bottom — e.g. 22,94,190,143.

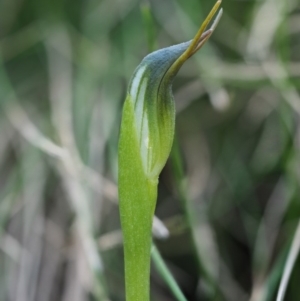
0,0,299,300
118,3,222,301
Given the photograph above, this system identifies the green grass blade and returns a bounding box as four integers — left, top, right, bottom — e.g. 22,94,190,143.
151,244,188,301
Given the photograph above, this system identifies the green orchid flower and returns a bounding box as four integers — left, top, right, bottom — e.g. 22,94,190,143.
118,2,223,301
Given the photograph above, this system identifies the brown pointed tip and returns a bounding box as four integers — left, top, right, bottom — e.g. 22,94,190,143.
167,0,223,75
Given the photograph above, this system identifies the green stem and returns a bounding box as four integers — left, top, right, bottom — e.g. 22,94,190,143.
119,97,158,301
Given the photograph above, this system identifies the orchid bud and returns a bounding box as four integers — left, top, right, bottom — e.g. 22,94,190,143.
122,2,222,180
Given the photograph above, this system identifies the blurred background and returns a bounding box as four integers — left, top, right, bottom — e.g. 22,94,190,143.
0,0,300,300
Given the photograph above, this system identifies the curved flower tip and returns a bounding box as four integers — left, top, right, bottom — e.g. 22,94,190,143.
168,0,223,77
126,0,223,179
